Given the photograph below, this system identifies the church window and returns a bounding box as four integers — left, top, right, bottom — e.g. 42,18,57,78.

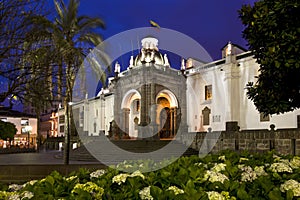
94,122,97,133
202,107,211,125
205,85,212,100
260,113,270,122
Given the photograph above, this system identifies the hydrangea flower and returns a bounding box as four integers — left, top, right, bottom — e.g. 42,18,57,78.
203,170,229,184
8,184,23,192
139,186,153,200
167,186,184,195
130,170,145,179
211,163,226,172
90,169,106,178
206,191,236,200
289,157,300,169
72,182,104,199
280,179,300,196
269,162,293,173
112,173,129,185
218,155,226,162
254,166,267,176
240,166,257,182
21,191,34,199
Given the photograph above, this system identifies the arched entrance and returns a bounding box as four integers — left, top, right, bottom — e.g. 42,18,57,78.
121,89,141,138
156,90,179,138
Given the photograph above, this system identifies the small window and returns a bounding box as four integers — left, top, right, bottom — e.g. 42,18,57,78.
297,115,300,128
59,115,65,124
60,125,65,133
21,119,29,126
202,107,211,125
205,85,212,100
260,113,270,122
94,122,97,133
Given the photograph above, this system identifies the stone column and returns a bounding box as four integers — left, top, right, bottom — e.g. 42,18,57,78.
121,108,130,136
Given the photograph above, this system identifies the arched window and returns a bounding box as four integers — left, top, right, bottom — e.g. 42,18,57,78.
202,107,211,125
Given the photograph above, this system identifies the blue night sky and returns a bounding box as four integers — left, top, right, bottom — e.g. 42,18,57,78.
45,0,256,60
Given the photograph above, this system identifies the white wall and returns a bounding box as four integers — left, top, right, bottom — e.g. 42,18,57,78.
187,53,300,132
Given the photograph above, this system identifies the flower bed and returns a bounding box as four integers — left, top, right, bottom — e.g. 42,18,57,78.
1,150,300,199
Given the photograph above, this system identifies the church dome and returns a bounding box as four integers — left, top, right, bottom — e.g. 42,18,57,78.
134,37,165,66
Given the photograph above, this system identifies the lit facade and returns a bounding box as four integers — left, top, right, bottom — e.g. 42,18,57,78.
57,37,300,138
0,107,38,148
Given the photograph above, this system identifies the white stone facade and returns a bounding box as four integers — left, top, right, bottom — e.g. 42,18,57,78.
58,38,300,137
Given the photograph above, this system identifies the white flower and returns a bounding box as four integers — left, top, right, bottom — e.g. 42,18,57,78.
203,170,229,184
130,170,145,179
218,155,226,162
240,165,267,182
9,184,23,192
206,191,225,200
21,191,34,199
289,157,300,169
8,193,20,200
254,166,267,176
240,166,257,182
72,182,104,199
90,169,106,178
139,186,153,200
212,163,226,172
269,162,293,173
167,186,184,195
280,179,300,196
112,173,129,185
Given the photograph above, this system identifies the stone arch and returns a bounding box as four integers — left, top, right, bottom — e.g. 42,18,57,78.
156,89,178,108
121,89,141,109
120,89,141,138
156,89,179,138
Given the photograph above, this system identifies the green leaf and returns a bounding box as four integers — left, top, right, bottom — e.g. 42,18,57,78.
237,188,250,199
268,188,284,200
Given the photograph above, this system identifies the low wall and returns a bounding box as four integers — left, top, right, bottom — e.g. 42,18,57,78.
183,128,300,155
0,164,107,183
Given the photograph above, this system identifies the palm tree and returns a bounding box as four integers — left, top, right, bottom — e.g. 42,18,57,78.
29,0,110,164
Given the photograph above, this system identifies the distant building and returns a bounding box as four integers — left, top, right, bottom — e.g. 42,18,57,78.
0,106,37,148
23,100,61,139
57,36,300,138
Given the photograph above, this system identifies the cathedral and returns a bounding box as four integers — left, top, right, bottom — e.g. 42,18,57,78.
57,36,300,139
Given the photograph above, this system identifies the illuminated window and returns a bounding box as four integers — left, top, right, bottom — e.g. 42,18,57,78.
59,115,65,124
205,85,212,100
21,119,29,126
260,113,270,122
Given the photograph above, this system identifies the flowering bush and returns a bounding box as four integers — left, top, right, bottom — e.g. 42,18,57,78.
1,150,300,199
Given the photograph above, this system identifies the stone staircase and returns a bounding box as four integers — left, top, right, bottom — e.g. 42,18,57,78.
69,139,198,163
